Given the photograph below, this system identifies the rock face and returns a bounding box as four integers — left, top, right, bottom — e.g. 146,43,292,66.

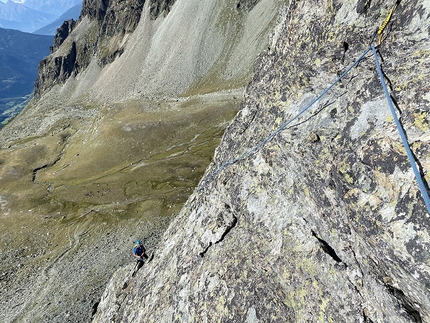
50,19,76,53
35,0,176,98
0,0,281,322
92,0,430,322
35,0,147,98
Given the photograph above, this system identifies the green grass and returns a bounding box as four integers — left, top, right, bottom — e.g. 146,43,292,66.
0,92,240,259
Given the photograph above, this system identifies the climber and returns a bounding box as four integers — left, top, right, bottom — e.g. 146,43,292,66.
133,240,148,272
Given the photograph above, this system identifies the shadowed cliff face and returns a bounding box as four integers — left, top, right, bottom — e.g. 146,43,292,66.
35,0,178,99
35,0,148,98
92,0,430,322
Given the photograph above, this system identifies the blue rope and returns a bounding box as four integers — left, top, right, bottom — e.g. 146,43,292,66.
197,45,430,215
371,45,430,214
197,48,371,190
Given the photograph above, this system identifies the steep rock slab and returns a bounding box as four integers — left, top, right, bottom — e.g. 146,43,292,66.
94,0,430,322
0,0,282,322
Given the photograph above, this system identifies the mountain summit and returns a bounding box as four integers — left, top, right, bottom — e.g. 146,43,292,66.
0,0,56,32
0,0,81,32
8,0,81,16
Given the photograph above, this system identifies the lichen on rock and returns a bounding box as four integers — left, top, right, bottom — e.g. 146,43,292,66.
0,1,284,322
93,0,430,322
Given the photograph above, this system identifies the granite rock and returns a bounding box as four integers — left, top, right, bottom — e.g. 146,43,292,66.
93,0,430,322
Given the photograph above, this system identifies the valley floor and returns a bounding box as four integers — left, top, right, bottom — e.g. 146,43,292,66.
0,89,242,322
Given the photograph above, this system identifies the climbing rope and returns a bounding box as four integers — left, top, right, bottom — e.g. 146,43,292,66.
197,3,430,215
371,0,430,213
197,47,371,191
371,45,430,214
377,0,400,44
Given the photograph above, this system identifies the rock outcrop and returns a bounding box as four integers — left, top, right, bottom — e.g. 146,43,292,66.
35,0,147,98
92,0,430,322
50,19,76,53
0,0,281,322
35,0,175,99
148,0,176,19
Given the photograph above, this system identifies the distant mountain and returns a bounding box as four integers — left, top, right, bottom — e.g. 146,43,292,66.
0,0,57,32
11,0,81,16
0,27,51,124
33,3,81,35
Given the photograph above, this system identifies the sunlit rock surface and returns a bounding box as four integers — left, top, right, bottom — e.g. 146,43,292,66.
0,0,281,322
93,0,430,322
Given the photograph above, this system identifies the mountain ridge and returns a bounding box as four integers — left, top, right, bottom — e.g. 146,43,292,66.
0,0,57,32
0,27,52,125
10,0,81,16
0,0,81,32
33,3,81,35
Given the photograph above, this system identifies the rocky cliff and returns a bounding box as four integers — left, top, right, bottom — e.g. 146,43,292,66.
0,0,281,322
92,0,430,322
35,0,146,98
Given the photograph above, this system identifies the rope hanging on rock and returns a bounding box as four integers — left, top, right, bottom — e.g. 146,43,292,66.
371,45,430,214
197,48,371,191
198,3,430,215
377,0,400,44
